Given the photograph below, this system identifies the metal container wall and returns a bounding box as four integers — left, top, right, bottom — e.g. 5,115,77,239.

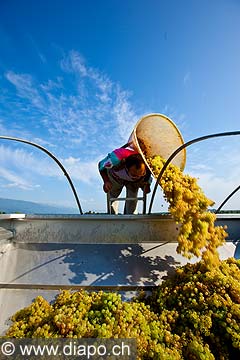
0,213,239,335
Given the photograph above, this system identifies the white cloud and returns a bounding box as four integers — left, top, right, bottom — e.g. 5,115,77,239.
0,145,99,185
62,156,99,184
60,51,88,76
189,163,213,171
0,145,60,179
38,52,47,64
27,34,47,64
188,169,240,209
179,135,240,211
183,72,191,86
0,167,39,190
31,137,57,148
0,122,35,141
3,50,139,154
40,77,63,91
5,71,45,110
112,85,138,141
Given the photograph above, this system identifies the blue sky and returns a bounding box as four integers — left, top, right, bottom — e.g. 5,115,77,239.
0,0,240,213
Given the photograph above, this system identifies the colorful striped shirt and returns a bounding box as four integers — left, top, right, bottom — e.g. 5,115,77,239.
99,147,152,183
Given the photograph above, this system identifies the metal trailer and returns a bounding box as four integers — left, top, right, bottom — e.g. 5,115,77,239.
0,213,239,336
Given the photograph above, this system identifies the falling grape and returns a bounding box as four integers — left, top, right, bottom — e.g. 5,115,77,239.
147,155,228,265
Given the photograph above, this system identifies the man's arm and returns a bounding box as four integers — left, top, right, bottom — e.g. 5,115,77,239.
141,169,152,194
98,151,119,193
98,166,112,193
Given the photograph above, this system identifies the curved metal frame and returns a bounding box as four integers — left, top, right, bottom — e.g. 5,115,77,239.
148,131,240,214
215,184,240,214
0,136,83,214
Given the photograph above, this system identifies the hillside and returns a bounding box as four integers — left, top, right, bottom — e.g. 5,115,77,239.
0,197,79,215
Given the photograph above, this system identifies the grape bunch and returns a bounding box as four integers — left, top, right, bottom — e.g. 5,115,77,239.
4,290,182,359
3,258,240,359
145,257,240,359
147,155,228,265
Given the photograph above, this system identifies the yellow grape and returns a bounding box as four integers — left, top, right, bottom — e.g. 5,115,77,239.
147,155,228,265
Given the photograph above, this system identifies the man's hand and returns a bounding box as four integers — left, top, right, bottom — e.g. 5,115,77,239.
142,184,151,194
103,180,112,193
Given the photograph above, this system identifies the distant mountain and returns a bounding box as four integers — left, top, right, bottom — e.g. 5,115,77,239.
0,197,79,215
